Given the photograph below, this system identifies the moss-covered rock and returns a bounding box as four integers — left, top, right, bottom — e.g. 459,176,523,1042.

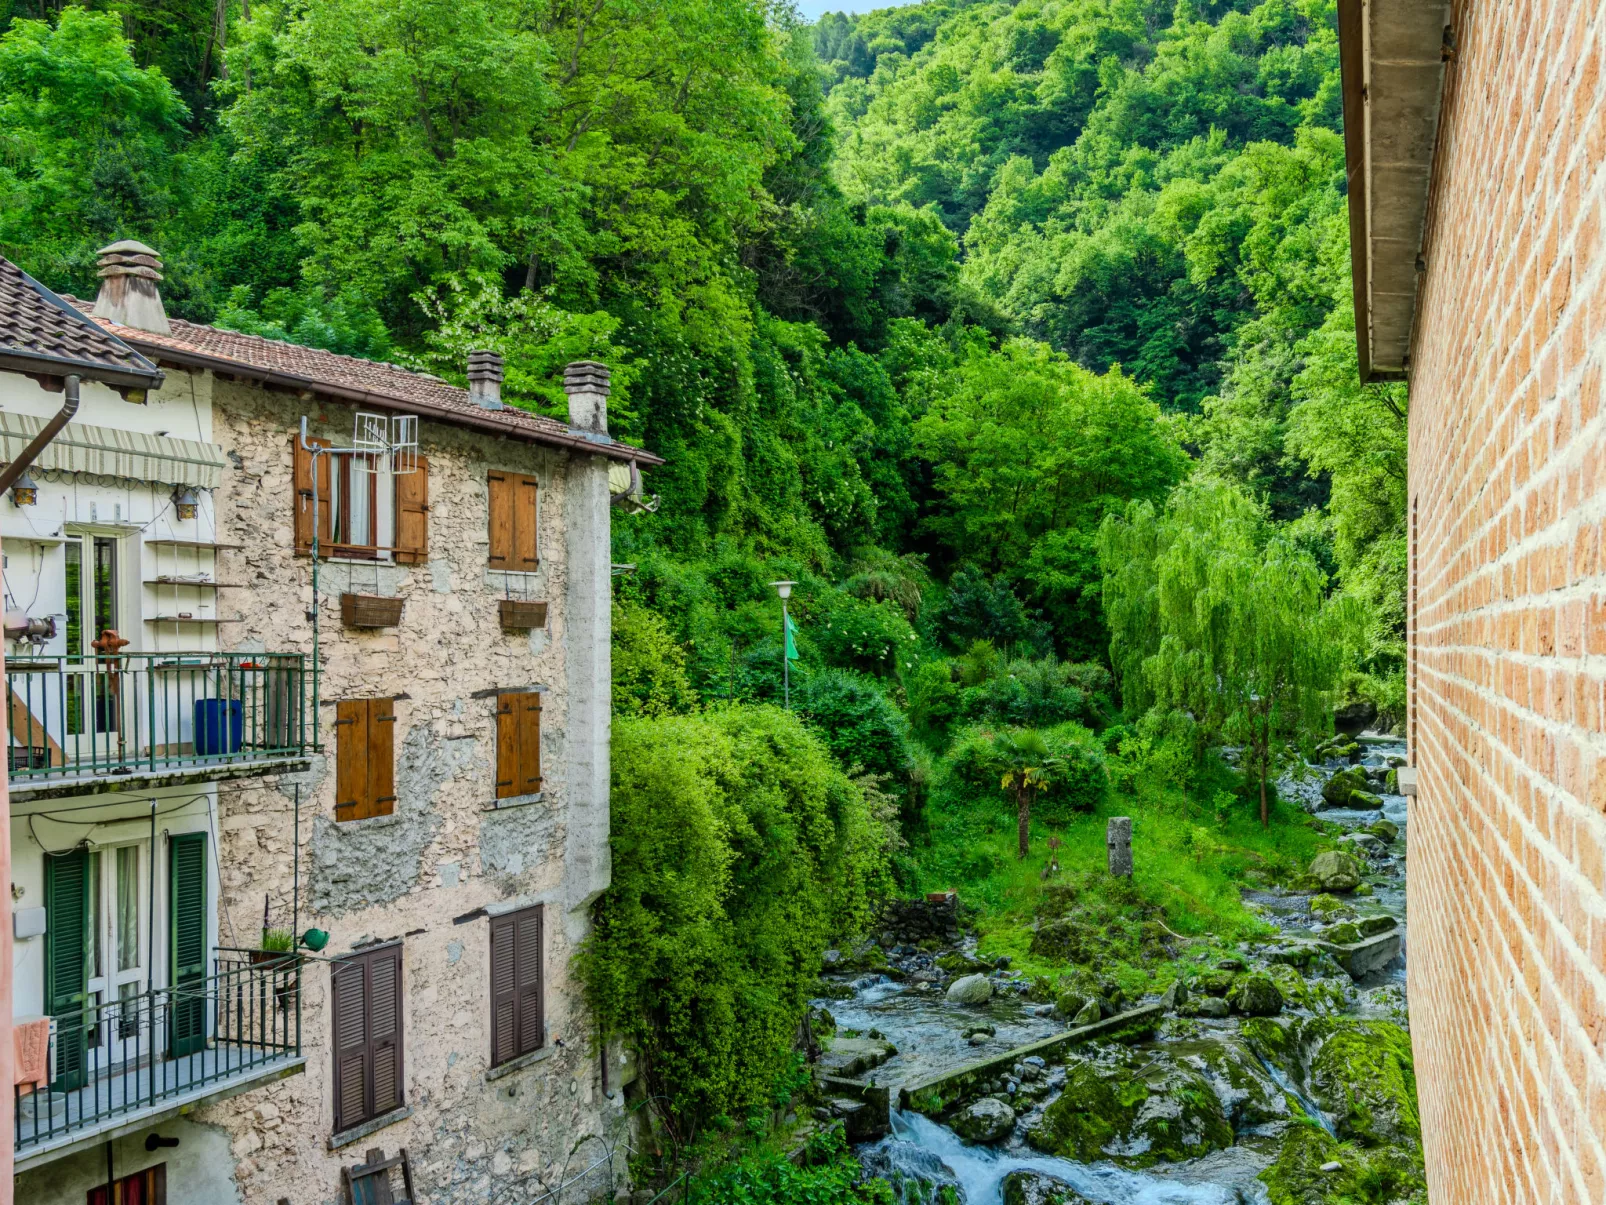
1001,1171,1095,1205
1171,1036,1294,1130
1259,1122,1427,1204
1308,893,1353,918
1321,767,1369,806
1242,1017,1420,1147
1368,818,1399,842
1228,972,1285,1017
1027,1046,1235,1167
1309,851,1363,892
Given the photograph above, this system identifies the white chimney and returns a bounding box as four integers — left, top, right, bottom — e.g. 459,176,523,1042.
563,361,610,434
467,350,504,410
92,240,170,334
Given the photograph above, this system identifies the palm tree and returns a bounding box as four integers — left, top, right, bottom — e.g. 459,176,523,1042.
994,728,1063,858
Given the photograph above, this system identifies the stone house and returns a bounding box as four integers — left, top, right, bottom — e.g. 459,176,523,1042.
0,244,656,1204
1340,0,1606,1197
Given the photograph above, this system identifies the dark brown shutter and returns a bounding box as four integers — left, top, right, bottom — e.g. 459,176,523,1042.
489,913,518,1065
515,905,543,1055
368,944,403,1116
488,472,513,569
332,956,369,1133
293,434,332,556
514,475,539,569
334,700,368,822
393,454,429,564
494,694,518,799
368,698,396,818
517,693,542,795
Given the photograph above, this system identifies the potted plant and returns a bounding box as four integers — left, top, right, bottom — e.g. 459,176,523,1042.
341,593,405,628
252,927,296,965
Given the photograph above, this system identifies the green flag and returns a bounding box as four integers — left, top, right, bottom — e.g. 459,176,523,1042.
784,612,799,661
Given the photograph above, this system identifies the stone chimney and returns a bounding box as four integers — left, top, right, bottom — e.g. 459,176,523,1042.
467,350,504,410
92,240,171,334
563,361,610,435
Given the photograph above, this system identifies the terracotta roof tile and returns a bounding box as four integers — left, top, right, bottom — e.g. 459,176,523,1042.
0,258,164,390
70,301,659,465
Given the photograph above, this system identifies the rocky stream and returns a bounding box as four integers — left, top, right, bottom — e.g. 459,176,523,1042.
812,736,1422,1205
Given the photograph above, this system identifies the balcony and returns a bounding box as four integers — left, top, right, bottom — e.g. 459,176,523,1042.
13,951,305,1170
5,652,311,801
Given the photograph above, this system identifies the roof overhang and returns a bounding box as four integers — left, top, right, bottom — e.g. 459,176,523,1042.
1339,0,1452,382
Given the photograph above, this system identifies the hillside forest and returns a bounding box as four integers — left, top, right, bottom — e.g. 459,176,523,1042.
0,0,1412,1197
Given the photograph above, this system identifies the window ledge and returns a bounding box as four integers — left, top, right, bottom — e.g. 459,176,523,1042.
486,1044,555,1082
484,791,545,811
328,1105,413,1151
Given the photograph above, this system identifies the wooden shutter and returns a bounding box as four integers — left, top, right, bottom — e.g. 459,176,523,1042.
488,472,513,569
494,692,541,799
514,476,539,570
368,944,403,1116
293,434,332,556
487,472,538,570
44,849,89,1091
393,454,429,564
169,833,209,1057
87,1164,166,1205
331,956,369,1133
516,693,542,795
489,905,543,1067
336,699,397,820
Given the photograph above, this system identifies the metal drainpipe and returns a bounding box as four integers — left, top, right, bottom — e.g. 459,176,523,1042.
0,373,81,494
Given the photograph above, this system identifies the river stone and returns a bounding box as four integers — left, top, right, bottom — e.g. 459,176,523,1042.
952,1096,1016,1143
1192,995,1231,1018
1320,767,1370,807
1072,998,1101,1026
1227,972,1284,1017
1001,1170,1096,1205
1343,789,1385,809
1368,818,1400,842
1054,990,1089,1020
946,973,993,1005
1310,850,1364,892
1339,832,1388,859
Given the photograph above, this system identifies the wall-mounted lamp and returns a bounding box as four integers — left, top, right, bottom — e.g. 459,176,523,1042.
10,471,38,508
172,485,199,521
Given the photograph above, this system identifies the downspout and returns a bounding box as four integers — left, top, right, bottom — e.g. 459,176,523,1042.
0,372,80,1204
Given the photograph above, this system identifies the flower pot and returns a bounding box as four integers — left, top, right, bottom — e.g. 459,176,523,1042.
498,599,547,631
341,593,404,628
194,699,243,755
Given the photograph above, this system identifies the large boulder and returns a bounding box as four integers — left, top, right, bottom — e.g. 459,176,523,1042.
1228,973,1285,1017
1243,1017,1421,1148
1001,1171,1096,1205
1320,767,1370,807
946,973,994,1005
951,1096,1016,1144
1310,851,1364,893
1333,699,1377,736
1260,1123,1426,1205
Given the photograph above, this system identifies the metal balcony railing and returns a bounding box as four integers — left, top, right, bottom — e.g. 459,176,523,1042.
14,951,302,1155
4,653,309,784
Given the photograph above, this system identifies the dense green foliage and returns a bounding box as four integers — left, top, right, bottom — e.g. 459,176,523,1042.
577,708,892,1146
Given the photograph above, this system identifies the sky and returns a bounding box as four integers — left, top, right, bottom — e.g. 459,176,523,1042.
795,0,919,19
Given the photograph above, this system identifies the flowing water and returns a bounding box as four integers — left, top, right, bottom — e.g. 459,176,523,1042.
823,734,1412,1204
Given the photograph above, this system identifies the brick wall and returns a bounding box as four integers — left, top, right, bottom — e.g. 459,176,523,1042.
1407,0,1606,1198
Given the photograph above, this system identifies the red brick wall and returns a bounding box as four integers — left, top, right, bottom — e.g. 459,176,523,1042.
1407,0,1606,1197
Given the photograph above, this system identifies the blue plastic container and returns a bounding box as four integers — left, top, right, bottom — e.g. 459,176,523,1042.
194,699,244,756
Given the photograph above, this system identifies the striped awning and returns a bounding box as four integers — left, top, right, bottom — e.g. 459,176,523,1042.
0,413,226,487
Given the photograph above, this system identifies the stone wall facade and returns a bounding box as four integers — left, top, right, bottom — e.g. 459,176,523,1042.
190,375,621,1203
1407,0,1606,1197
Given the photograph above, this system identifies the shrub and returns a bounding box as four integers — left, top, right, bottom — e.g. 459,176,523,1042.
613,599,695,717
956,656,1110,729
811,591,919,676
578,707,892,1146
932,566,1051,655
795,669,914,782
906,658,960,736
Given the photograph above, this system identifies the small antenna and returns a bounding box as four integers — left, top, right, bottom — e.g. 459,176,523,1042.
351,412,419,477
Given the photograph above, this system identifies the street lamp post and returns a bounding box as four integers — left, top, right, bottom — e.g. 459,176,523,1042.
770,580,796,709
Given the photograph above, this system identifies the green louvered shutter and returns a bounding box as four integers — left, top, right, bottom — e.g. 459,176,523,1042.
169,834,208,1057
44,850,90,1091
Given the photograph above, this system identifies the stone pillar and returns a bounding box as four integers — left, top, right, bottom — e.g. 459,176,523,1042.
467,350,504,410
1106,817,1133,878
561,362,613,934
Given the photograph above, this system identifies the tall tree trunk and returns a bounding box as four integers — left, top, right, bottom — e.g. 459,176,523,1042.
1017,787,1031,858
1259,761,1268,828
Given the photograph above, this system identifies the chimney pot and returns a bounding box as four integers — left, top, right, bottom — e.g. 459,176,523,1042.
563,361,610,434
467,349,505,410
92,240,170,334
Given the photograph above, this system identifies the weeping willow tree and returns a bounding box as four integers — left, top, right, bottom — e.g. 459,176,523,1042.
1099,482,1361,826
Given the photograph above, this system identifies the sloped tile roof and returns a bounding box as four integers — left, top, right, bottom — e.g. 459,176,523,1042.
0,258,164,391
74,302,660,465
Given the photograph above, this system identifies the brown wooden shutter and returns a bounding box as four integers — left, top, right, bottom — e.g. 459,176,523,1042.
393,454,429,564
293,434,332,556
517,693,542,795
334,700,368,822
368,944,403,1116
368,698,396,818
514,476,539,570
515,905,543,1055
494,694,519,800
489,912,518,1065
332,956,369,1133
489,906,543,1067
488,472,513,569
